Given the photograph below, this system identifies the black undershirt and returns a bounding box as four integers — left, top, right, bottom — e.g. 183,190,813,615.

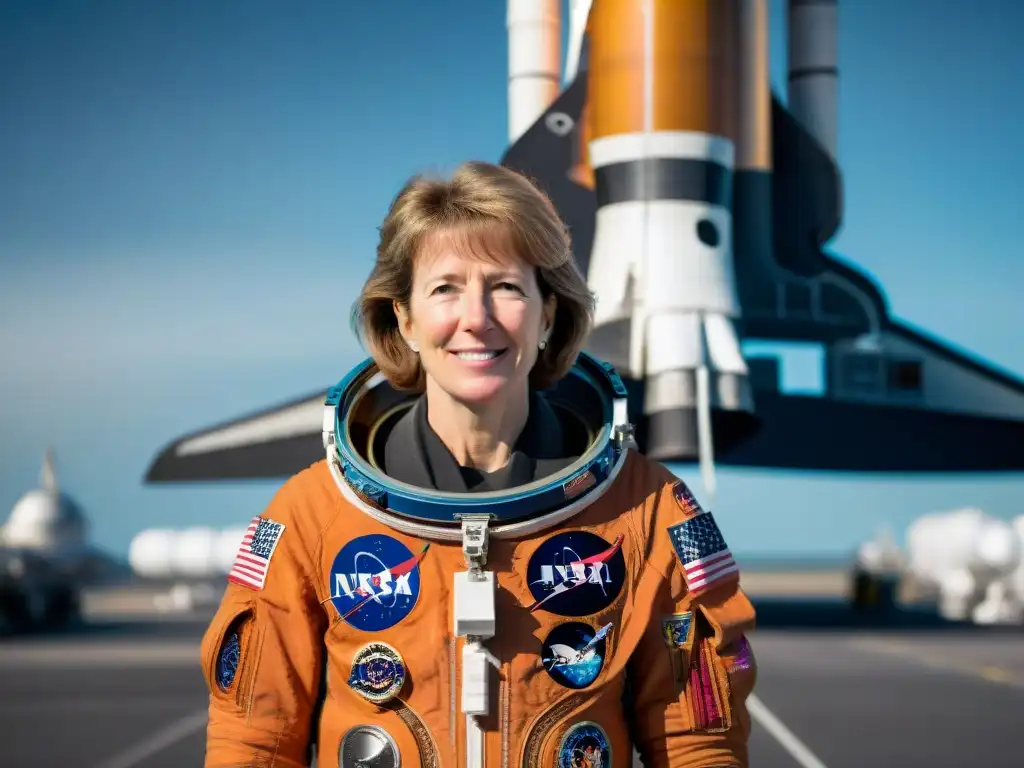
382,391,578,493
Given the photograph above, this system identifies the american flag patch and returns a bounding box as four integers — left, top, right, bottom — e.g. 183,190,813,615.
668,512,738,597
228,516,286,591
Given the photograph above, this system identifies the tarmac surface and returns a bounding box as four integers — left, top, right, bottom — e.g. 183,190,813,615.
1,598,1022,768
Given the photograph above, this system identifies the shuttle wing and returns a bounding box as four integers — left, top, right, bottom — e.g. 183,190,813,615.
145,391,326,481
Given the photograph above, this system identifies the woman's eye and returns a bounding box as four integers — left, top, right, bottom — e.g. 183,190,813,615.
430,284,455,296
495,282,523,294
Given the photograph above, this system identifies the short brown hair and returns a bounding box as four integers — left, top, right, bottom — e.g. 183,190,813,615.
352,161,595,391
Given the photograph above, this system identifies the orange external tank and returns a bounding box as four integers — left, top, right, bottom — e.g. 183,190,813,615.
586,0,740,143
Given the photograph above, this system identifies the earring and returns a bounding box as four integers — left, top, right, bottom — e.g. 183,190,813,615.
408,340,419,353
539,339,547,351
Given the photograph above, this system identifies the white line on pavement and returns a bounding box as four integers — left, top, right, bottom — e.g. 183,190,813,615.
748,693,830,768
94,709,208,768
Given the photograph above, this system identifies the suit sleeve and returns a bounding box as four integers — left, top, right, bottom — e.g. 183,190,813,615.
627,472,758,768
198,478,330,767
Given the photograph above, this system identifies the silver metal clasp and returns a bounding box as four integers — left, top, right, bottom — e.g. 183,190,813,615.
453,514,497,721
611,397,637,450
453,514,496,641
460,515,491,577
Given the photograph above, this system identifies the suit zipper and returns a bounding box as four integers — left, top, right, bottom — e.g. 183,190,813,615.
450,635,457,753
501,663,510,768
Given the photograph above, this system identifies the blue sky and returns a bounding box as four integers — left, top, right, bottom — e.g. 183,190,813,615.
2,0,1023,559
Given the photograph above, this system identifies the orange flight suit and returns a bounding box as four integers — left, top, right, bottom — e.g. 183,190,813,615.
200,450,757,767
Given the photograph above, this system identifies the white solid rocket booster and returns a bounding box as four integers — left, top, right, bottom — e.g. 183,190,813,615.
507,0,563,144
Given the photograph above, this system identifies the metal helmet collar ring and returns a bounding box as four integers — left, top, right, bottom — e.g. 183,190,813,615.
322,351,635,542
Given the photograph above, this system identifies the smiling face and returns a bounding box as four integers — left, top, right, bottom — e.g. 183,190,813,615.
394,227,557,409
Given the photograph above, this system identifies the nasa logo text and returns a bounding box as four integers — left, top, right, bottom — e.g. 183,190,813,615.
525,530,626,616
329,534,429,632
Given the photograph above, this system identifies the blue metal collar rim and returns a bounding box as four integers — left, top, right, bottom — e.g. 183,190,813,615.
324,352,631,525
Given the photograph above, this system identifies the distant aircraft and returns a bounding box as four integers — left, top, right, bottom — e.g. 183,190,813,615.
142,0,1024,492
0,450,131,633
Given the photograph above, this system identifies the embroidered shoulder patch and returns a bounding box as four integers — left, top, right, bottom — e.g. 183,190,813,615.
216,625,242,690
563,470,597,500
668,511,738,597
670,479,704,516
228,515,285,591
661,611,694,649
347,642,407,704
725,635,754,673
557,721,611,768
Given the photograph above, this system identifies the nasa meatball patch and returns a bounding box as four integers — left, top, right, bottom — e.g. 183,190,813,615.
329,534,429,632
227,515,285,591
525,531,626,616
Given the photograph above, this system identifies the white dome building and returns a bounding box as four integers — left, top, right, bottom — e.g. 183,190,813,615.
2,449,88,565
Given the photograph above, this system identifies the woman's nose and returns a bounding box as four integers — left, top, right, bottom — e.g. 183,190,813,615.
460,287,492,332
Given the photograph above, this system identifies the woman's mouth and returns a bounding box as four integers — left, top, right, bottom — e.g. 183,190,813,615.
450,349,507,362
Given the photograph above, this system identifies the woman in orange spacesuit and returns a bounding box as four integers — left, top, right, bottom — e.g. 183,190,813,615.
200,160,757,768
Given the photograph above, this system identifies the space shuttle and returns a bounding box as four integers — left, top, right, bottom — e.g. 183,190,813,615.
143,0,1024,490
